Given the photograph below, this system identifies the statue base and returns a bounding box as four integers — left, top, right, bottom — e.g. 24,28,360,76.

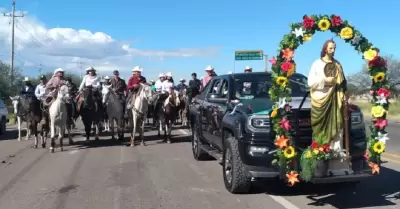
327,150,352,176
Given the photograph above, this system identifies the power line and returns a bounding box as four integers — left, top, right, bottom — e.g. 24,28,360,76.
3,0,24,88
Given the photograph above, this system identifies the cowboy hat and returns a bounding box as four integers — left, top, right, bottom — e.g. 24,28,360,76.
205,65,214,71
54,68,64,74
23,77,30,82
104,76,110,80
132,66,143,72
245,66,252,70
86,67,96,72
180,78,185,82
165,72,172,77
158,73,165,77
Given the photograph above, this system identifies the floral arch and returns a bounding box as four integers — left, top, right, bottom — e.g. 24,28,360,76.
269,14,389,186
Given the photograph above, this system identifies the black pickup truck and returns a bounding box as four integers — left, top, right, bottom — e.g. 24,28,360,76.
189,72,372,194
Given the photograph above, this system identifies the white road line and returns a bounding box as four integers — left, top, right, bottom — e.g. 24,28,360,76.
113,147,124,209
68,150,78,155
176,128,300,209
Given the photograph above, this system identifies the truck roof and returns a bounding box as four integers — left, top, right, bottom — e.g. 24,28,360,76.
215,72,305,79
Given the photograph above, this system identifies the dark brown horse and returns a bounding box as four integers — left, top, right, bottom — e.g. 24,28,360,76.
163,88,180,143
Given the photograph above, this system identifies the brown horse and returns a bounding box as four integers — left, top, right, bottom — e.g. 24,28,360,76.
178,89,188,126
163,88,180,143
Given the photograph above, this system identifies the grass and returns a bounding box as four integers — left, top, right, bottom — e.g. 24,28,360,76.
352,99,400,120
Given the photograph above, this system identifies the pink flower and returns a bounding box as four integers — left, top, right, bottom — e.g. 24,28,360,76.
377,88,390,98
279,118,291,131
269,57,277,65
374,118,388,130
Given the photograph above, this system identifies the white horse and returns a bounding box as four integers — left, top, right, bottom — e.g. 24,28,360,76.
128,83,153,147
10,96,30,141
49,84,72,153
101,84,111,132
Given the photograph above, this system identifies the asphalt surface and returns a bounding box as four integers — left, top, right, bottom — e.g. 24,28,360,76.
0,121,399,209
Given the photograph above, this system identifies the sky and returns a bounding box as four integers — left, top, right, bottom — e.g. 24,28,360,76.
0,0,398,82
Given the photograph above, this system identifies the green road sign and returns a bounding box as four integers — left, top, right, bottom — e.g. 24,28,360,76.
235,50,263,61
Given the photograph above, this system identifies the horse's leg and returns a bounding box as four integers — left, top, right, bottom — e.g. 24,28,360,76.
94,120,100,140
25,121,31,141
167,119,172,144
59,125,65,152
33,121,39,148
110,118,115,140
49,121,56,153
17,116,22,141
140,116,146,146
130,111,136,147
68,121,73,145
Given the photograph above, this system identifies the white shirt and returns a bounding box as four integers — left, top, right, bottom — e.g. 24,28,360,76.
161,80,174,93
35,84,46,99
155,80,163,92
79,75,101,91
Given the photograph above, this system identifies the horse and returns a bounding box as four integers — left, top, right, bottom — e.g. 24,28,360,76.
101,85,111,132
178,88,189,127
127,83,153,146
102,84,125,140
76,86,102,141
10,96,30,141
163,88,180,143
10,95,43,148
48,84,73,153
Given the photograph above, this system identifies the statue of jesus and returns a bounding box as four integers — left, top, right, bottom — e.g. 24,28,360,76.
307,39,348,154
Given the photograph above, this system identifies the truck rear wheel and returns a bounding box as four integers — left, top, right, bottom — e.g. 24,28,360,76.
223,136,251,194
191,123,207,160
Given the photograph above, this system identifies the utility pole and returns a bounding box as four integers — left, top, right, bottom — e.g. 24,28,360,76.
4,0,24,88
77,59,83,79
38,62,42,75
264,55,268,72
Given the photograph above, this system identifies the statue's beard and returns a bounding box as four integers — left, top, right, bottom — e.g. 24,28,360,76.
326,52,335,58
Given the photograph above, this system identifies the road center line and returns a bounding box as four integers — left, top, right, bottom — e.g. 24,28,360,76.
176,128,300,209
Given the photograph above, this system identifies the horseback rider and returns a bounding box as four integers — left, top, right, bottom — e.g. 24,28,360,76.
161,72,175,93
176,78,188,94
154,73,165,92
65,76,78,117
35,75,47,100
45,68,65,103
244,66,252,73
202,65,216,89
20,77,35,97
126,66,147,106
110,70,127,113
77,67,102,109
150,80,156,92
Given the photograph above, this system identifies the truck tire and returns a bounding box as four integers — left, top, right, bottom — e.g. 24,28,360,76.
0,117,6,135
191,123,207,160
223,136,251,194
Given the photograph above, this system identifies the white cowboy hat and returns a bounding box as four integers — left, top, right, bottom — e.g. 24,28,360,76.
245,66,252,70
205,65,214,71
120,76,124,79
104,76,110,79
150,80,155,82
158,73,165,77
86,67,96,72
227,71,232,74
54,68,64,74
23,77,30,82
165,72,172,77
180,78,185,82
132,66,143,72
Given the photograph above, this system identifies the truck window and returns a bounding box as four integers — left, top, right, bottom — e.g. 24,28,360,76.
233,74,308,100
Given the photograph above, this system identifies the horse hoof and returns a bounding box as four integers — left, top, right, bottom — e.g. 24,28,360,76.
50,147,54,153
141,142,146,146
69,141,74,146
42,144,46,148
130,144,135,147
60,147,64,152
34,145,38,149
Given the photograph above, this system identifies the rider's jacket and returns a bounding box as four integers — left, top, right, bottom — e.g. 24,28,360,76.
20,84,35,96
34,83,46,99
161,80,174,93
154,79,163,92
176,83,188,93
79,75,101,91
188,78,201,97
127,75,146,92
111,77,127,95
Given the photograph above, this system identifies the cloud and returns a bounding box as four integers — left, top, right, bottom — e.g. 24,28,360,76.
0,8,220,77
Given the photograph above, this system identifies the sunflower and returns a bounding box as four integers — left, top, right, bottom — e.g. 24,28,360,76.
373,141,385,154
317,19,331,31
276,76,288,86
271,108,278,118
303,34,312,42
283,146,296,159
373,72,385,83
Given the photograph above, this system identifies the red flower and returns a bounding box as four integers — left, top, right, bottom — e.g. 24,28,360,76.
302,16,315,29
374,118,388,130
330,15,342,27
368,56,387,68
311,141,318,149
279,118,291,131
377,88,390,98
280,61,293,72
323,144,331,153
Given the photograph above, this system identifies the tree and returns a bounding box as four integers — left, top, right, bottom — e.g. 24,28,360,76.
0,62,24,98
347,55,400,97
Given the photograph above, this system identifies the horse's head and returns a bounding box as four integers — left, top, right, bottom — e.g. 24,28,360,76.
9,96,20,114
102,84,112,104
167,88,180,107
138,83,154,104
58,84,72,103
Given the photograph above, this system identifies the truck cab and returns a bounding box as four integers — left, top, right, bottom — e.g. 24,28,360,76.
189,72,371,194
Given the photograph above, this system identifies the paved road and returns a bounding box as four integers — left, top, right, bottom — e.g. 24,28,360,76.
0,122,399,209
